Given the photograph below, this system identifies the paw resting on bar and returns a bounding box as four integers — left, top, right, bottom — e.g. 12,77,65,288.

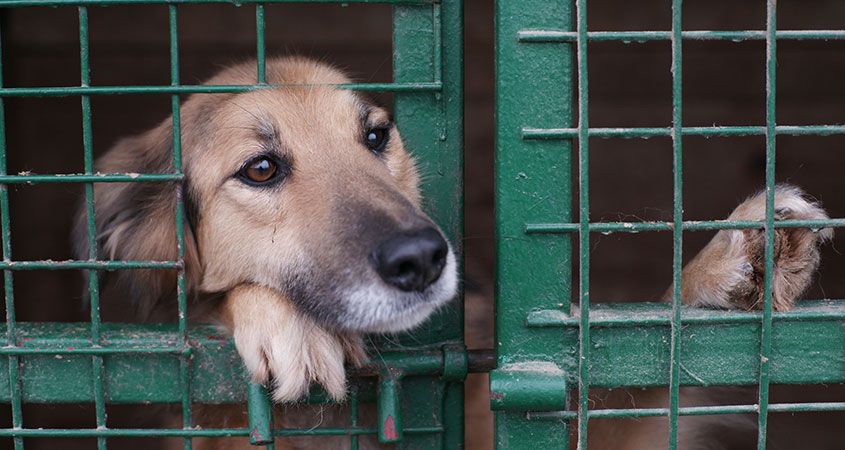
222,284,367,403
665,184,833,311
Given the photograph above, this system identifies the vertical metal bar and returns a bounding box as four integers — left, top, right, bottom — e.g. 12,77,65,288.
255,3,266,84
247,383,273,446
432,2,442,85
79,7,107,450
493,0,572,445
377,373,402,443
168,6,191,450
349,387,359,450
668,0,683,449
431,2,445,140
757,1,777,448
393,2,464,446
575,0,589,448
0,17,23,450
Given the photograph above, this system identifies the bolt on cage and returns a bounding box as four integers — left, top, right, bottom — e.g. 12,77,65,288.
0,0,466,449
493,1,845,449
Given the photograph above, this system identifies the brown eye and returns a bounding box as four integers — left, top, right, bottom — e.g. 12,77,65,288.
238,155,285,186
246,158,276,182
364,127,390,154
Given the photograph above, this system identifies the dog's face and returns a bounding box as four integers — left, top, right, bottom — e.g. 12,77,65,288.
83,58,457,332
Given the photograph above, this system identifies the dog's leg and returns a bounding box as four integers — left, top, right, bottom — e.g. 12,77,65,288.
665,184,833,311
221,284,366,402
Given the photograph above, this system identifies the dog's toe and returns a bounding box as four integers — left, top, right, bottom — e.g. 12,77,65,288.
672,185,832,311
232,327,270,384
731,185,833,311
225,284,365,403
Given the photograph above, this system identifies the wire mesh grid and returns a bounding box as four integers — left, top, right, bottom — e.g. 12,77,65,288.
0,0,465,448
494,1,845,449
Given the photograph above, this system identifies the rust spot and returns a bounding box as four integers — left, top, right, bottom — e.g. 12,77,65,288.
383,415,398,441
250,427,260,440
490,391,505,400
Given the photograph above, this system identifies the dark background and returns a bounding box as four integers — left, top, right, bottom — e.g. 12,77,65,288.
1,0,844,448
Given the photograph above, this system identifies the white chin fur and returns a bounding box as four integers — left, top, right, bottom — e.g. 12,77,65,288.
340,249,458,333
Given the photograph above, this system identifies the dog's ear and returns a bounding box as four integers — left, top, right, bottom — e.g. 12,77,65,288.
73,120,202,319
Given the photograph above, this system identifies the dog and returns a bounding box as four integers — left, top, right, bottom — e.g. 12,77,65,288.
74,56,457,449
75,56,835,449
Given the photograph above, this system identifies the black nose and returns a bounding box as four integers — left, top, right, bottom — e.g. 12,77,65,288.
371,227,449,292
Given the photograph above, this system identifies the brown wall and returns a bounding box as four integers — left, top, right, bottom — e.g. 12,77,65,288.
1,1,844,448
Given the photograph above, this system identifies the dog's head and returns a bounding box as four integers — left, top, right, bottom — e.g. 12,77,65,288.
79,57,457,332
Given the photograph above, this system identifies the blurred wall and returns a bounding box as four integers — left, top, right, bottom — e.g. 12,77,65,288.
1,0,844,448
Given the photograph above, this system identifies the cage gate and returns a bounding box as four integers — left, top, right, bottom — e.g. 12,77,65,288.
493,1,845,449
0,0,467,448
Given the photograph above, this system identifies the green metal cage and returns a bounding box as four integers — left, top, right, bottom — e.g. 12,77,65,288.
493,1,845,449
0,0,467,449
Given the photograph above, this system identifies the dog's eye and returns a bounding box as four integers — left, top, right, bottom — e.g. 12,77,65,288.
238,156,281,185
364,127,389,154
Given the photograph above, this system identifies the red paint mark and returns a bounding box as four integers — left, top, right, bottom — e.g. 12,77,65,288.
490,391,504,400
250,427,260,440
66,347,75,351
383,415,398,441
206,334,227,344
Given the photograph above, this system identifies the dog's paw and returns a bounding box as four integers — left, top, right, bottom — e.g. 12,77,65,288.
223,284,366,402
668,185,833,311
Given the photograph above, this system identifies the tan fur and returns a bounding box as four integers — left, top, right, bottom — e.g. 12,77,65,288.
77,57,457,449
220,285,366,402
665,184,833,311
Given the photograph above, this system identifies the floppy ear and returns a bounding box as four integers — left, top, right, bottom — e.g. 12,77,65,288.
73,120,202,319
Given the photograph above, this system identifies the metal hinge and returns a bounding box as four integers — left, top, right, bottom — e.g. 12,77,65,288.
489,361,568,411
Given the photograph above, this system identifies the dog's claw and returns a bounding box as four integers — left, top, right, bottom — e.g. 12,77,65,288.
666,184,833,311
224,284,365,403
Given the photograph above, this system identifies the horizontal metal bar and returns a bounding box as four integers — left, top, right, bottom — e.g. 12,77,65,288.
0,82,441,98
529,402,845,420
0,260,181,270
518,29,845,43
0,428,251,438
526,301,845,328
522,125,845,139
0,425,443,438
0,346,186,355
0,0,434,6
517,300,845,388
351,348,494,377
525,218,845,234
0,173,182,184
0,323,481,403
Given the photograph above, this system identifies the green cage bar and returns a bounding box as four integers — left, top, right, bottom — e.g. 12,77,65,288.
574,0,590,448
494,0,845,449
492,0,574,447
756,1,778,448
667,0,683,447
517,29,845,42
0,0,465,448
0,14,25,450
77,5,109,450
